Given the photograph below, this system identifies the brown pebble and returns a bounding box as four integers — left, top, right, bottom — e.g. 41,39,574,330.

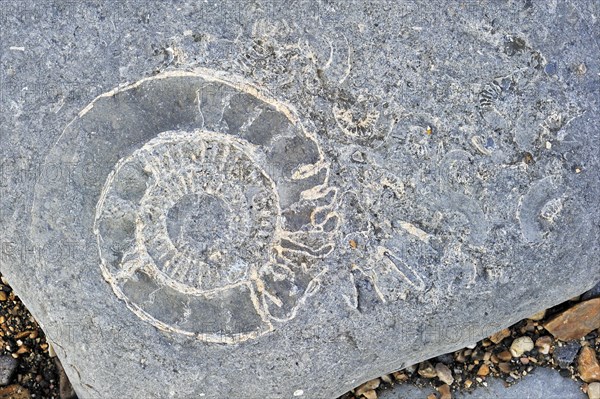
544,298,600,341
380,374,392,385
483,352,492,362
497,350,512,362
477,364,490,377
579,346,600,383
392,372,408,382
520,357,530,365
15,346,28,355
0,292,7,301
437,383,451,399
418,362,437,379
535,336,553,355
464,379,473,389
489,328,511,344
363,390,377,399
355,379,380,396
498,362,512,374
426,394,437,399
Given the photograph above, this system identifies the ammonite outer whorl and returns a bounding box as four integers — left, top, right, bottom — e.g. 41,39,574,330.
31,70,337,343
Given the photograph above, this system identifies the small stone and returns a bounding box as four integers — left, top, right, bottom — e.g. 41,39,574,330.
483,352,491,362
528,309,546,321
554,341,581,369
489,328,511,344
588,382,600,399
510,337,534,357
544,298,600,341
498,362,512,374
477,364,490,377
0,355,17,385
437,383,451,399
380,374,392,385
0,292,7,301
497,350,512,362
576,63,588,75
435,363,454,385
392,372,408,382
355,379,380,396
464,379,473,389
579,346,600,383
520,357,530,365
535,336,553,355
363,390,377,399
426,394,437,399
418,361,437,379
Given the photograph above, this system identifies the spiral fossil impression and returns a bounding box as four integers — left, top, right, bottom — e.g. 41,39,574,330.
34,70,336,343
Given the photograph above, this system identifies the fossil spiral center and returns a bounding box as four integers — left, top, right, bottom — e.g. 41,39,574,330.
166,193,232,260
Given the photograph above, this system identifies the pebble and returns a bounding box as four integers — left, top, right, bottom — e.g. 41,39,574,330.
380,375,392,385
477,364,490,377
0,292,7,301
589,382,600,399
437,383,451,399
554,341,581,369
579,346,600,383
544,298,600,341
355,379,380,396
489,328,511,344
535,336,553,355
392,372,408,382
417,362,437,379
497,350,512,362
435,363,454,385
498,362,512,374
363,390,377,399
0,355,17,385
510,337,534,357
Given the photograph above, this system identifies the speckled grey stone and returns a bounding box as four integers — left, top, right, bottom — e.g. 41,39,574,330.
0,1,599,398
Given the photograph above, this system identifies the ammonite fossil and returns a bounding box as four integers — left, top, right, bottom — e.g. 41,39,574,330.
31,70,338,343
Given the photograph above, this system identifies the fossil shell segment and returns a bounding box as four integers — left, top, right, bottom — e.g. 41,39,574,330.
31,70,336,343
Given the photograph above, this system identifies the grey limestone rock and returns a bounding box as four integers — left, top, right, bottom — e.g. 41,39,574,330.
0,1,599,398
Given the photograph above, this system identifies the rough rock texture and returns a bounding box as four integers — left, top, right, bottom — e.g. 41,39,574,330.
0,1,599,398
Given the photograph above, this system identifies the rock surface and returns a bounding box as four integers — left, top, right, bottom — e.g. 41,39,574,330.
0,1,599,398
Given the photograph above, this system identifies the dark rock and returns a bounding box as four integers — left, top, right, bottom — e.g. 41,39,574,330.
554,342,581,369
582,281,600,301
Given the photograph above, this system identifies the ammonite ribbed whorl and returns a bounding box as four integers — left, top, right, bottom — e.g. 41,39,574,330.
33,70,337,343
